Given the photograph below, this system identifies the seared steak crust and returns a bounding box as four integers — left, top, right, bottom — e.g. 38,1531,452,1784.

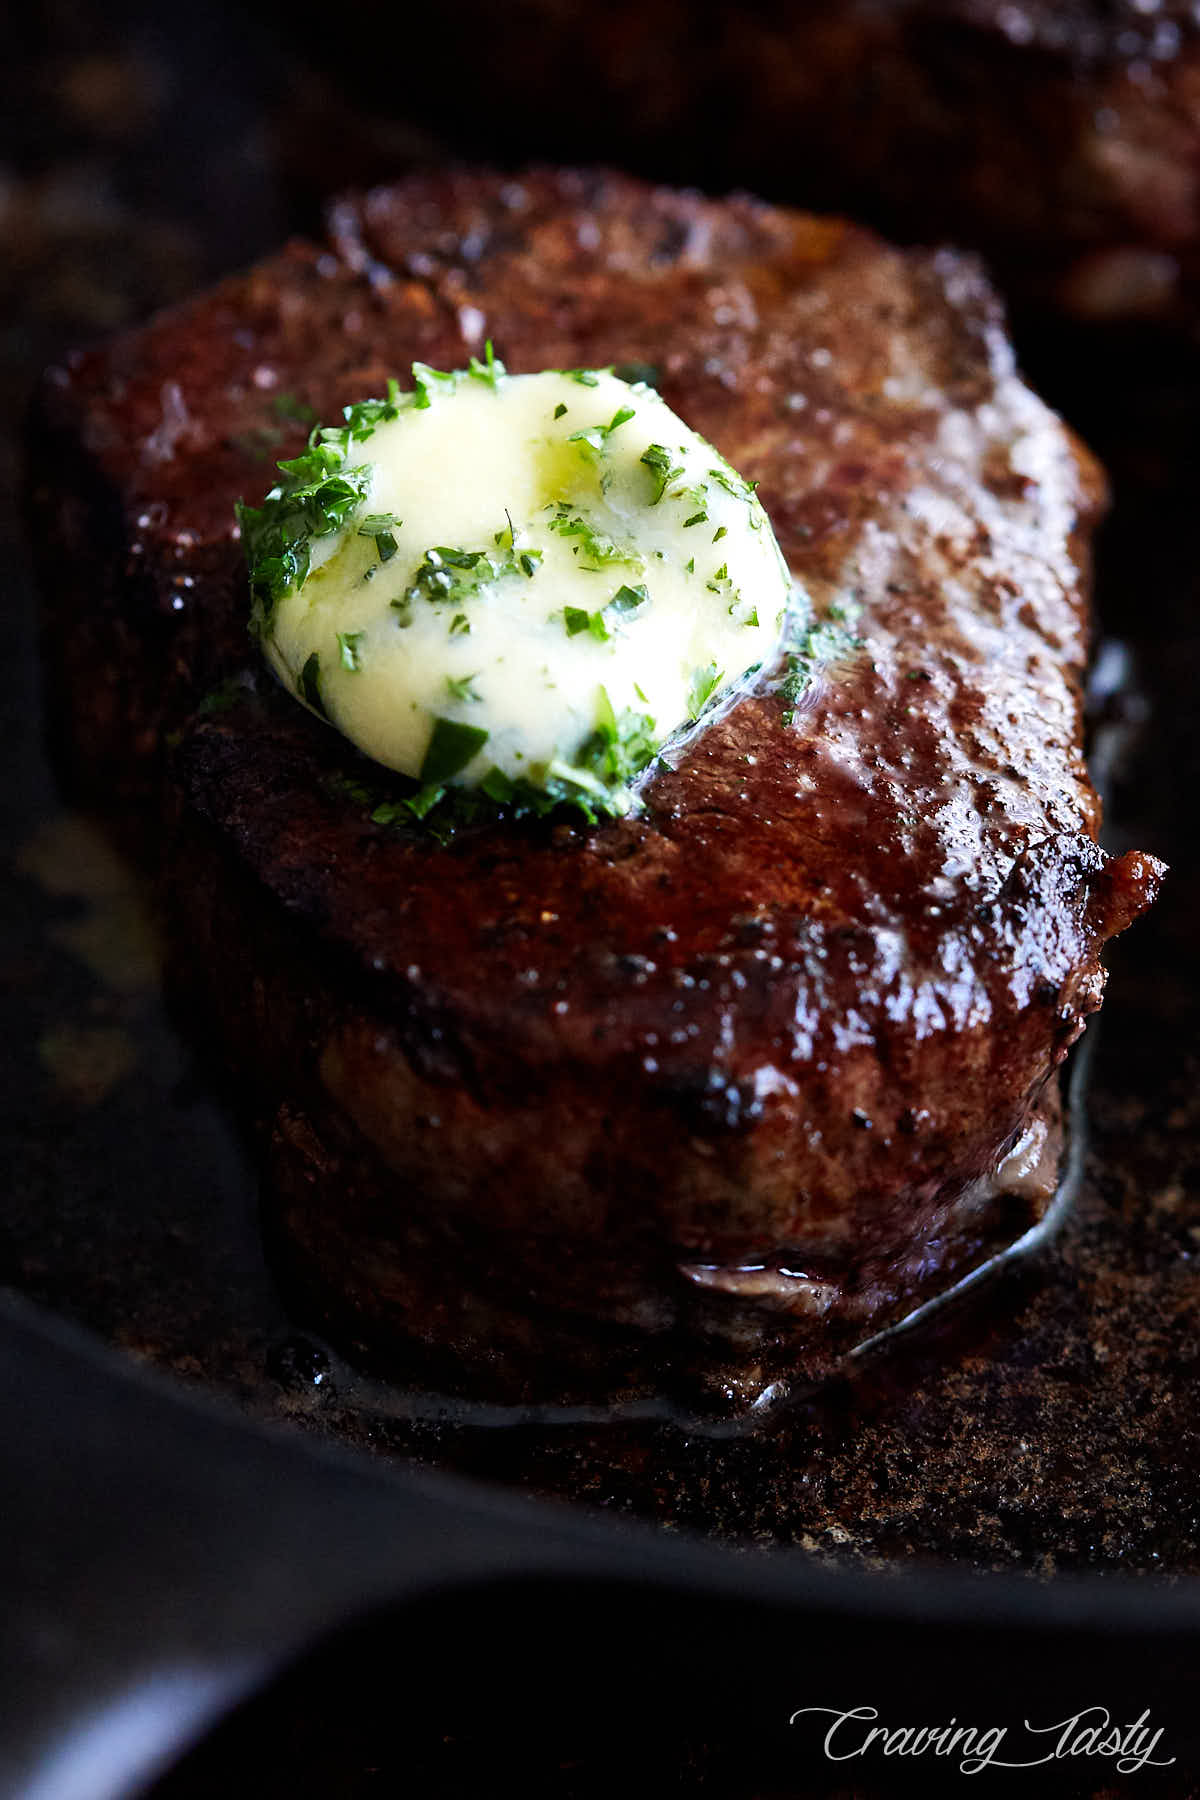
27,170,1163,1403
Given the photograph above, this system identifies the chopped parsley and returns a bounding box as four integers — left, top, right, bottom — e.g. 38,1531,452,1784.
353,683,663,839
298,651,326,717
554,402,568,420
467,339,505,389
399,525,539,619
706,563,747,620
480,766,518,804
337,630,365,671
707,464,757,504
545,503,640,571
564,606,610,641
563,580,648,640
640,442,684,504
240,458,372,638
357,512,400,561
410,362,457,409
238,375,411,637
774,600,863,724
563,686,658,805
688,662,723,718
492,512,542,577
568,405,636,461
567,369,601,386
420,717,489,782
398,783,446,821
403,545,494,608
445,672,483,703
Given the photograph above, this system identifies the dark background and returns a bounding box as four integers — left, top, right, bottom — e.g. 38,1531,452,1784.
4,2,1200,1794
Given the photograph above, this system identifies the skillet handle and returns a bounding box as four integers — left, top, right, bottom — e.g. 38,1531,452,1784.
0,1287,642,1799
8,1287,1200,1800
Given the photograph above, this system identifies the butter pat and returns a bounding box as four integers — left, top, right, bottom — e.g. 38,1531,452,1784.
243,363,792,815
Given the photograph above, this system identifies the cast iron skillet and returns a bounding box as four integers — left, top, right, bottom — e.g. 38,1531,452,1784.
4,1281,1200,1800
7,3,1200,1793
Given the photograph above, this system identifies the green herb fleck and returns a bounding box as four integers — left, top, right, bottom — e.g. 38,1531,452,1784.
775,600,863,724
238,380,412,635
420,717,489,783
545,503,639,571
467,340,505,389
688,663,723,718
239,462,372,637
708,464,757,504
568,405,636,461
373,783,445,824
706,563,741,610
410,362,456,409
560,686,659,807
406,784,447,820
480,766,517,805
405,546,490,607
640,443,684,504
445,672,482,703
554,402,568,420
298,651,327,717
357,512,401,562
564,606,610,642
338,631,365,671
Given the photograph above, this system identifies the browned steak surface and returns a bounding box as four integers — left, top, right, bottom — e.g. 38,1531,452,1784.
28,169,1163,1403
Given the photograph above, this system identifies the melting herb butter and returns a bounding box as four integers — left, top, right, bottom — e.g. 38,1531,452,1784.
238,357,793,818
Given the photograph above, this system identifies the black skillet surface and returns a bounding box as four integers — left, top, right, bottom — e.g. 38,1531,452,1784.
4,2,1200,1794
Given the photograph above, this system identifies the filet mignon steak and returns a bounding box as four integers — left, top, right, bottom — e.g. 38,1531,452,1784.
27,169,1164,1407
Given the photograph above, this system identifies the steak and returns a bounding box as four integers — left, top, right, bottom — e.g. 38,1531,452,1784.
276,1,1200,328
27,169,1163,1408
